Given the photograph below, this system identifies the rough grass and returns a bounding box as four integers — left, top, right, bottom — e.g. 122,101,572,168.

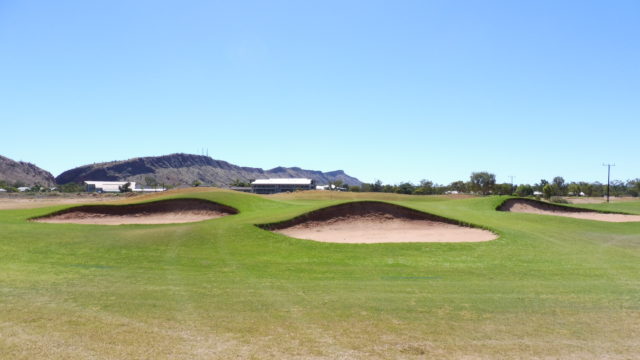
1,190,639,359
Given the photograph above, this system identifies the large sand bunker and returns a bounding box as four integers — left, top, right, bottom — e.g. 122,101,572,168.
260,201,497,243
498,198,640,222
33,198,238,225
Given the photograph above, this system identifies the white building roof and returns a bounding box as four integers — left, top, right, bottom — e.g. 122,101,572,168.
84,181,137,192
252,178,313,185
84,181,131,186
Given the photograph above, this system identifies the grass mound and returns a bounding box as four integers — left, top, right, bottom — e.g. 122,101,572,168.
31,198,238,225
497,197,640,222
259,201,497,243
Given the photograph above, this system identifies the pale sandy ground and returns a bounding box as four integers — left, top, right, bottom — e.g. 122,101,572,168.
34,210,227,225
566,196,638,204
276,214,497,243
0,196,117,210
504,202,640,222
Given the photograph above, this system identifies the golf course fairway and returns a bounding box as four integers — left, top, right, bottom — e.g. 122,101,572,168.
1,188,639,359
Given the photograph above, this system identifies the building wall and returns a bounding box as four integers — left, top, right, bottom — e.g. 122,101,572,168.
85,181,136,193
251,182,315,194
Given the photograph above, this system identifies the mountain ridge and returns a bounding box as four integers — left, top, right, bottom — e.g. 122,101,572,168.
55,153,362,187
0,155,56,187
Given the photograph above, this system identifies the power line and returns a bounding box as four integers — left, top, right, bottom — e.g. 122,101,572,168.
602,163,615,203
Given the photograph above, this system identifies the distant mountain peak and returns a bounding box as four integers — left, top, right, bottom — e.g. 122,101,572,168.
55,153,362,187
0,155,55,187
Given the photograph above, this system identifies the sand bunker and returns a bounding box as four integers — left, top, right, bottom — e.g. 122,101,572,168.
33,198,238,225
260,201,497,243
498,198,640,222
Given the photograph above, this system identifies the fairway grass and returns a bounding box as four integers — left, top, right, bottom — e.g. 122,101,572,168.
1,190,639,359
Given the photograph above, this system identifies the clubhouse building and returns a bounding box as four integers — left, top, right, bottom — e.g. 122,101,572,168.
251,178,316,194
84,181,166,193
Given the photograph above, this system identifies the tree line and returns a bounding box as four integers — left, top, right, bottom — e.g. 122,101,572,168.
341,172,640,198
4,172,640,198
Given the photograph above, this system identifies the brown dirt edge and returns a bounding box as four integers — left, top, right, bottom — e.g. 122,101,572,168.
30,198,238,224
496,198,621,214
257,200,493,233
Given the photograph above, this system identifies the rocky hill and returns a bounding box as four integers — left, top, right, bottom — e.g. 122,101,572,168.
55,153,362,187
0,155,56,187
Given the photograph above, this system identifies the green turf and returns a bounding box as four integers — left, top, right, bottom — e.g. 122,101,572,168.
1,190,639,359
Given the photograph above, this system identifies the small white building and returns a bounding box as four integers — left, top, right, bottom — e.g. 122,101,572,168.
0,188,7,192
85,181,135,193
17,186,31,192
251,178,316,194
84,181,167,193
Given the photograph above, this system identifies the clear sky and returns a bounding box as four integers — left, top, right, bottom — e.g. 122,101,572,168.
1,0,638,185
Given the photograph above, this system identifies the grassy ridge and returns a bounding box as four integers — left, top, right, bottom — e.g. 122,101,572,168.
1,190,639,359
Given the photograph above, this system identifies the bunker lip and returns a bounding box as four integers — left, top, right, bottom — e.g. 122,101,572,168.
31,198,238,225
258,201,497,243
497,198,640,223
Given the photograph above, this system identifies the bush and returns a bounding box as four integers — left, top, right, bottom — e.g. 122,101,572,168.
515,184,534,197
550,196,568,204
58,183,85,193
119,182,132,193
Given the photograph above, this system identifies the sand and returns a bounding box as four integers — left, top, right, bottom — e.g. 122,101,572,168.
35,210,228,225
276,214,497,243
32,198,237,225
0,196,117,210
500,199,640,223
566,197,639,204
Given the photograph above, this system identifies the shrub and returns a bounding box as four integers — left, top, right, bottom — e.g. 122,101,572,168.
550,196,568,204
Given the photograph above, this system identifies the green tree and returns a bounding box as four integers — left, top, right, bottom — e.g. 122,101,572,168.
542,184,553,199
567,183,580,196
494,183,513,195
230,179,250,187
591,182,604,197
119,182,132,193
331,180,344,190
627,179,640,197
448,181,467,193
609,180,626,197
578,182,592,196
192,180,202,187
515,184,534,197
382,184,395,193
59,183,85,193
534,179,549,192
29,184,43,192
414,179,435,195
395,182,414,194
372,180,383,192
552,176,566,196
469,172,496,195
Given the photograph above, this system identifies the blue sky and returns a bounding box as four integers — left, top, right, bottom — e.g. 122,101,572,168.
1,1,638,185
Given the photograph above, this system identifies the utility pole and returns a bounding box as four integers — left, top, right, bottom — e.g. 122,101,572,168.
508,175,515,194
602,163,615,203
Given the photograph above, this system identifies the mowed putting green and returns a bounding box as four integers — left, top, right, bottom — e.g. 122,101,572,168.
1,188,640,359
